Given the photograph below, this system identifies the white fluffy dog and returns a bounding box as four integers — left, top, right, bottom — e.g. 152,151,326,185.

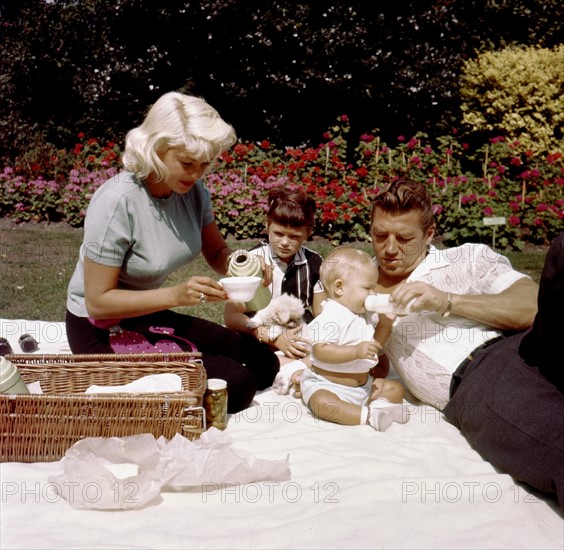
247,294,311,395
246,294,308,341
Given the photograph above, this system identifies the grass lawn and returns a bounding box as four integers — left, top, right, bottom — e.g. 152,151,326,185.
0,221,547,324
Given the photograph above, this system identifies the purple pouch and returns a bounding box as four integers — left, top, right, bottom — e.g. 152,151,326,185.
88,319,197,354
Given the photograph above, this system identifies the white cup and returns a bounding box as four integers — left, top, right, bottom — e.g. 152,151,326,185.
0,356,30,394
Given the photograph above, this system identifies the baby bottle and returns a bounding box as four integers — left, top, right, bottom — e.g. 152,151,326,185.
0,356,30,394
227,249,272,311
364,294,414,315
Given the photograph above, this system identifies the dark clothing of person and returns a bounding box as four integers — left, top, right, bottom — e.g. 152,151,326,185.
444,233,564,514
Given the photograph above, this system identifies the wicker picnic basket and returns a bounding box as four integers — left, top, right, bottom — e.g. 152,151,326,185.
0,352,206,463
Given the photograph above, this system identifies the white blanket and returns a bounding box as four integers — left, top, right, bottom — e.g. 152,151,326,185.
1,319,562,549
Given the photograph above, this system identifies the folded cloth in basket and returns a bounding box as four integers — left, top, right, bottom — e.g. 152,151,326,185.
85,373,183,394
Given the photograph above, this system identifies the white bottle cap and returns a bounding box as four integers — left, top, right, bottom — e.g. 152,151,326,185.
207,378,227,390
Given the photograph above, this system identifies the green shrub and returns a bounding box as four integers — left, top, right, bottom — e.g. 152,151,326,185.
459,44,564,155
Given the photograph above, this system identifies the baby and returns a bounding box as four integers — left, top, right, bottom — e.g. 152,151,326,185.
301,246,409,431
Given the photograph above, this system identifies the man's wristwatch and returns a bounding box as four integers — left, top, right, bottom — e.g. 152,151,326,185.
442,292,453,317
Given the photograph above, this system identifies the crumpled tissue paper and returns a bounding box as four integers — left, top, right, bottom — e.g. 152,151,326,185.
48,428,291,510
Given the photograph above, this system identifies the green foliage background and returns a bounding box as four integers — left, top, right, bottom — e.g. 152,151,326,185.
1,0,563,162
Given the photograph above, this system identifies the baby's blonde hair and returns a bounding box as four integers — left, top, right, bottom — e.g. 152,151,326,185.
122,91,237,182
320,247,375,298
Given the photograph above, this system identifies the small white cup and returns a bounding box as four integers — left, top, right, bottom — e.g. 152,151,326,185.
219,276,262,302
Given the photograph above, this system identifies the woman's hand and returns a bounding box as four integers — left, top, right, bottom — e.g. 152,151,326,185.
175,276,228,306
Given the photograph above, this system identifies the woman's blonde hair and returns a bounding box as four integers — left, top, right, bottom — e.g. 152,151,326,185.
320,247,374,298
122,92,237,182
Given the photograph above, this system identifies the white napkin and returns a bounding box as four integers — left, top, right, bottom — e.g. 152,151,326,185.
85,373,183,394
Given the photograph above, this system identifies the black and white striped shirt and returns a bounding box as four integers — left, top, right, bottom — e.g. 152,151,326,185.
249,241,323,321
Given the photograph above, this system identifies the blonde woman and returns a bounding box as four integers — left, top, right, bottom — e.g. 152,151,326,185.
66,92,279,413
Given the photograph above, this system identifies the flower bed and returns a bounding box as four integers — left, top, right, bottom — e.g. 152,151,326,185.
1,119,562,249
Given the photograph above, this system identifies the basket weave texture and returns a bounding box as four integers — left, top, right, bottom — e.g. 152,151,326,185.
0,352,206,463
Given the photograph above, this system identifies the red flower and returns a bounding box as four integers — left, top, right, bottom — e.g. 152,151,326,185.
233,144,248,156
547,152,562,164
355,167,368,178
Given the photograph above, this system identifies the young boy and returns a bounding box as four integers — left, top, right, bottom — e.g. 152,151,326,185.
223,185,325,361
301,246,409,431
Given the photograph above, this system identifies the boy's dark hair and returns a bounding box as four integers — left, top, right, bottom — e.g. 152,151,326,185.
266,186,317,232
